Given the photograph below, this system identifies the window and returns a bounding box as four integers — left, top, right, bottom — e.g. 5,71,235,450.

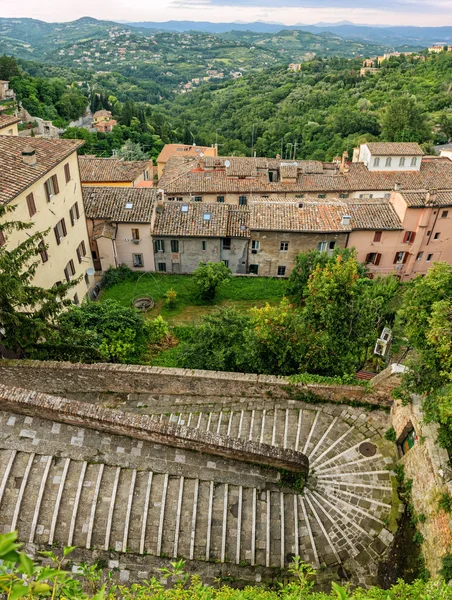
416,252,424,261
359,193,374,199
339,193,349,199
26,193,36,217
85,273,90,286
373,157,380,167
222,260,229,268
385,157,392,167
133,254,144,268
222,238,231,250
73,293,80,306
203,213,211,221
251,240,260,252
329,241,336,250
154,239,165,253
317,194,326,199
426,253,433,261
373,231,382,242
54,218,67,245
295,195,304,199
277,266,286,276
64,163,71,183
202,241,206,251
0,231,5,247
69,202,80,226
366,252,381,265
157,262,166,272
131,228,140,240
442,210,449,218
144,170,149,181
249,264,259,275
239,196,247,206
403,231,416,243
64,259,76,282
76,241,86,264
44,174,59,201
317,241,328,252
411,157,417,167
280,241,289,251
434,232,440,240
399,157,405,167
38,240,48,263
393,251,407,264
194,196,202,202
427,230,431,237
217,195,225,203
171,240,179,252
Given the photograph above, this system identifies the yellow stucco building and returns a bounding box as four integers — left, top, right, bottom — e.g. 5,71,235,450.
0,136,95,303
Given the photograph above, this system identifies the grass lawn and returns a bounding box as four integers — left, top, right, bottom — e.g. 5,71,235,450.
100,273,287,326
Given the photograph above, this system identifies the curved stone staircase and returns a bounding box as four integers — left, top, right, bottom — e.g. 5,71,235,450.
0,400,396,584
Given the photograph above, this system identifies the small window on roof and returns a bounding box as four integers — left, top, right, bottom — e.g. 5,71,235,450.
125,202,133,209
203,213,211,221
181,205,189,212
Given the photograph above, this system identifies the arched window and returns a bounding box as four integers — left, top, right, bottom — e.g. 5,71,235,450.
399,157,405,167
385,157,392,167
373,157,380,167
411,157,417,166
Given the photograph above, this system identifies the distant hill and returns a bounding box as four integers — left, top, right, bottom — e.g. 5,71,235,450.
126,20,452,47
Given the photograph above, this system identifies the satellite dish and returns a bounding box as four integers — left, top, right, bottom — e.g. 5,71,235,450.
86,267,95,277
199,152,204,158
225,159,231,168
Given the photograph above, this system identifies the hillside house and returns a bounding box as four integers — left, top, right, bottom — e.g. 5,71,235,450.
156,144,218,179
0,80,15,101
0,113,20,136
0,137,94,303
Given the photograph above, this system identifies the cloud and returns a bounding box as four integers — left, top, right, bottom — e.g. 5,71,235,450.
171,0,450,15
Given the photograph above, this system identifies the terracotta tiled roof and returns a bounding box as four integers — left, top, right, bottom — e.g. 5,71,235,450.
78,156,151,183
399,190,452,207
227,207,250,237
157,144,217,164
82,186,157,222
92,221,117,240
154,202,249,238
0,136,83,205
346,200,402,230
250,201,352,232
346,160,452,191
0,114,20,129
364,142,424,156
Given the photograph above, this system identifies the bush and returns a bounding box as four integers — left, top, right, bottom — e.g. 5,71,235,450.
101,264,133,289
385,427,397,442
165,288,177,308
193,262,232,301
440,553,452,581
438,492,452,514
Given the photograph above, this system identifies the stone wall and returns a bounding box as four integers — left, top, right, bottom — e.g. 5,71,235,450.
0,360,394,407
391,397,452,575
0,384,309,474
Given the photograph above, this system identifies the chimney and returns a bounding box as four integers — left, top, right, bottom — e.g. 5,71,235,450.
394,182,402,192
426,189,437,205
341,150,349,170
22,146,37,166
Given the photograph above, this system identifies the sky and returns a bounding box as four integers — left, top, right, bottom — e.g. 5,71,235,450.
2,0,452,27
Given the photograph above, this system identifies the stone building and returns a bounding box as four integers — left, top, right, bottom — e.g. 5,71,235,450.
152,202,249,273
156,143,218,179
78,156,152,187
82,186,158,272
0,137,94,303
247,199,351,276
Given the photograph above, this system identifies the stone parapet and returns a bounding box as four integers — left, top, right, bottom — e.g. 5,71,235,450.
0,384,309,475
0,360,393,407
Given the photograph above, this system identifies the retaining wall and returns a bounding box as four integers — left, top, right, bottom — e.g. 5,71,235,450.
392,397,452,576
0,360,393,407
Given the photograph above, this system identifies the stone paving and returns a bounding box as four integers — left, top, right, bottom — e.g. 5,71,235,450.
0,400,397,586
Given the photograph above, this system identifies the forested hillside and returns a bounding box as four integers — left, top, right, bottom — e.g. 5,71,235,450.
151,51,452,158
